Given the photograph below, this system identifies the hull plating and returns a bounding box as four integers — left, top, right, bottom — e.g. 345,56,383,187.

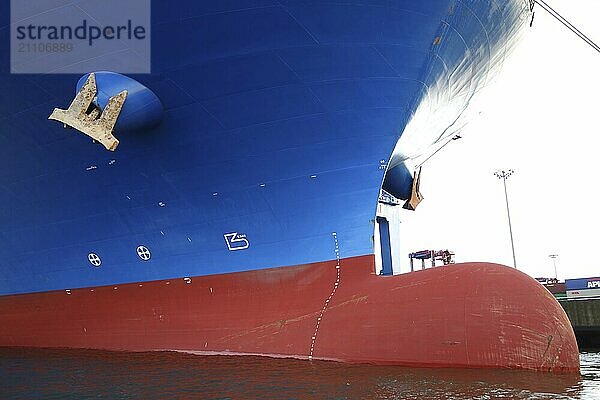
0,0,578,372
0,256,579,372
0,0,531,295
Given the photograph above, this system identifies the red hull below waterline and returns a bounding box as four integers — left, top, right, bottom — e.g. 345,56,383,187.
0,255,579,372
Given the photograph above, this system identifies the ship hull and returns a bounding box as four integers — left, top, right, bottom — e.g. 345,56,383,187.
1,0,532,295
0,256,579,372
0,0,580,372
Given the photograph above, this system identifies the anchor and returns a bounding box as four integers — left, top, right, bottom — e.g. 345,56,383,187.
402,167,423,211
48,73,127,151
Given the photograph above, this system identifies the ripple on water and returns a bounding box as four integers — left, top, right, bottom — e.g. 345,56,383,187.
0,349,598,399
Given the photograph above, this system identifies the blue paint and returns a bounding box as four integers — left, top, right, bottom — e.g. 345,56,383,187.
0,1,529,295
377,217,393,276
566,278,600,291
383,164,413,200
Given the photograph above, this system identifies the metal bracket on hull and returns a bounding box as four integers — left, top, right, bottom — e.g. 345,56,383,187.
402,167,423,211
48,73,127,151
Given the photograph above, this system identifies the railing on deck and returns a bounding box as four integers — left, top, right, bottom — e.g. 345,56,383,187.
409,249,455,272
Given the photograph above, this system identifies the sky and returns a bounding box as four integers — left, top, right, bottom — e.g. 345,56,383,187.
398,0,600,281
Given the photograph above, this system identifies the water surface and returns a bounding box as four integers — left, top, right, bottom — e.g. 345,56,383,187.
1,348,598,399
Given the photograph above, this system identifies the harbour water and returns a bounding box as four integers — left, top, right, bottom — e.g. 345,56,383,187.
1,349,598,399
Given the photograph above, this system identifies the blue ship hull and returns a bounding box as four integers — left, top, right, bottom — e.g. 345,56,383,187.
1,1,528,293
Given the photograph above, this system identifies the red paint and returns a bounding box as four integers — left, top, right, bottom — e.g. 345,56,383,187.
0,255,579,372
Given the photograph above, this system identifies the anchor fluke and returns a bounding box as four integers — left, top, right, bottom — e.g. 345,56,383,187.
402,167,424,211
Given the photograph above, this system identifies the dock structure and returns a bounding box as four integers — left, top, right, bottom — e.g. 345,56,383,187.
559,298,600,349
